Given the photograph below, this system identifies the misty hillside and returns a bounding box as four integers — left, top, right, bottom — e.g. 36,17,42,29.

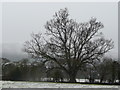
1,43,27,61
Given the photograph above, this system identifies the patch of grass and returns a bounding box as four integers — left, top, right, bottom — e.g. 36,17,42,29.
5,80,119,86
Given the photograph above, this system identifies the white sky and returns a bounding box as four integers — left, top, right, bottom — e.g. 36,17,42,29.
1,2,118,60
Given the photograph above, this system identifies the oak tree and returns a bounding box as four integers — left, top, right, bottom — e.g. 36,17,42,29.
24,8,114,82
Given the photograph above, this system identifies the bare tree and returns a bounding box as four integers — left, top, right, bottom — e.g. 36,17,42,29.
24,8,114,82
96,57,113,83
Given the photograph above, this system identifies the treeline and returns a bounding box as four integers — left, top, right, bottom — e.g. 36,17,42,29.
2,58,46,81
80,58,120,84
1,57,120,84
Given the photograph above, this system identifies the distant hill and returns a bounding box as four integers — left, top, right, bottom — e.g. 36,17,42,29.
1,58,10,63
1,43,28,61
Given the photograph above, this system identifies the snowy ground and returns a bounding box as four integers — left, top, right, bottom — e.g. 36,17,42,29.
1,81,119,89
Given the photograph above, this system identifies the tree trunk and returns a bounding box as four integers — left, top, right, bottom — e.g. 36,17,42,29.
100,75,104,83
69,73,76,83
100,78,103,83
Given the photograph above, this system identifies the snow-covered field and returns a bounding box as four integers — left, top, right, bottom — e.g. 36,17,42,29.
1,81,119,88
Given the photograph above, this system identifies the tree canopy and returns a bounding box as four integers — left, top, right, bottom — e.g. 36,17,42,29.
24,8,114,82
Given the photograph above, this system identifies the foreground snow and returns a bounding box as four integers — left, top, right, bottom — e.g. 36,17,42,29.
1,81,119,88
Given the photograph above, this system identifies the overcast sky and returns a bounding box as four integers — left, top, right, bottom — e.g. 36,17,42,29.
1,2,118,61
